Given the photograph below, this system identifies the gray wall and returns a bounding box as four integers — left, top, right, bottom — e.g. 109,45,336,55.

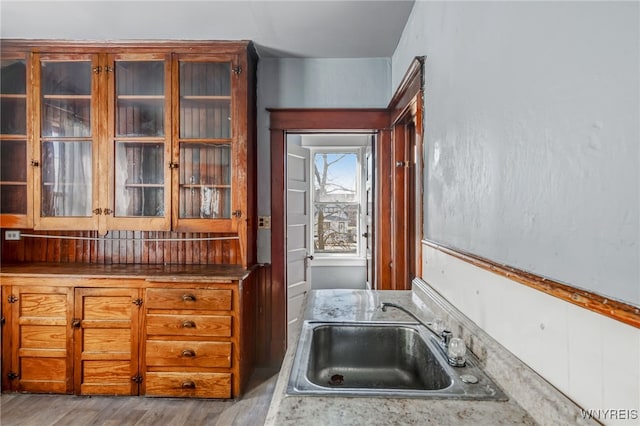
393,1,639,305
256,57,391,263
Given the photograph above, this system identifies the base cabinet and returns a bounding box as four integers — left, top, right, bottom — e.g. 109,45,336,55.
1,268,255,398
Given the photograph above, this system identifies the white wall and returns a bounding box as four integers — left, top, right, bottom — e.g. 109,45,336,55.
393,2,640,422
394,1,639,306
256,57,391,263
422,244,639,425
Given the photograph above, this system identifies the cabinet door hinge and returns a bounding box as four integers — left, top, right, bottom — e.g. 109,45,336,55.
169,162,179,169
132,298,143,307
131,375,143,383
7,295,18,303
105,66,114,73
7,372,19,380
92,66,102,74
30,159,39,167
395,161,411,168
1,317,5,326
233,66,242,75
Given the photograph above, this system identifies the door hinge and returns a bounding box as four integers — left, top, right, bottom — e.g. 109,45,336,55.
93,208,103,215
105,66,114,73
30,159,39,167
395,161,411,168
7,295,18,304
169,162,179,169
7,372,19,380
131,375,143,383
232,210,242,218
1,317,5,326
132,298,143,307
92,66,102,74
233,66,242,75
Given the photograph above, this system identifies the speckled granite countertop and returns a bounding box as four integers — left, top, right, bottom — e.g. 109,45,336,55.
264,288,538,426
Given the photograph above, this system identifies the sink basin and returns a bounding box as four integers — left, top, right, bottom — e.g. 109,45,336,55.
287,321,508,400
306,323,451,390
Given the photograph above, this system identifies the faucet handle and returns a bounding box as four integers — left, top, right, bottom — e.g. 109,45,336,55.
440,330,453,347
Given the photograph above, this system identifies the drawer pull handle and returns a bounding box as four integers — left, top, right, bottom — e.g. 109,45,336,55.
182,320,196,328
181,381,196,389
181,349,196,358
182,294,196,302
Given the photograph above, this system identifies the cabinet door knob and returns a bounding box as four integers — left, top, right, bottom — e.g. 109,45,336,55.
181,349,196,358
182,320,196,328
181,381,196,389
182,294,196,302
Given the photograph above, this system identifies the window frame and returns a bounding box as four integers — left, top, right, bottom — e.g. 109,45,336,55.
309,146,367,263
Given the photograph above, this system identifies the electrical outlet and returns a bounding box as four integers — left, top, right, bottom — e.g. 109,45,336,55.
257,216,271,229
5,230,21,240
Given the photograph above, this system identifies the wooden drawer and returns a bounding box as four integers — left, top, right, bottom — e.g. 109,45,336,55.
145,372,231,398
146,340,232,368
145,288,232,311
146,314,232,337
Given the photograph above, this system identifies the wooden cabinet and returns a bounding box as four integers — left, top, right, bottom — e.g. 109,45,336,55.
0,52,32,228
0,41,257,247
1,265,256,398
73,287,141,395
143,288,234,398
1,285,73,393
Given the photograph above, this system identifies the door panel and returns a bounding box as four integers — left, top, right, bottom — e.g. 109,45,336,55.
74,287,140,395
286,138,311,342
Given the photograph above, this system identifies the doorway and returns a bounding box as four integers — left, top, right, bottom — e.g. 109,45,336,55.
285,133,374,338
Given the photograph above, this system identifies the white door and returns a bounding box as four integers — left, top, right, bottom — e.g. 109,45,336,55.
286,136,312,343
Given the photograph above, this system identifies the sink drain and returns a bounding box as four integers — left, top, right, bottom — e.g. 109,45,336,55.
329,374,344,386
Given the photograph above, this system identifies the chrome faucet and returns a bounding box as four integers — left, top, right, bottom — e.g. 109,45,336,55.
379,302,452,348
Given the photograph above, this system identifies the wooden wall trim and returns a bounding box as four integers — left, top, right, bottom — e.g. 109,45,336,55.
267,108,388,131
423,239,640,329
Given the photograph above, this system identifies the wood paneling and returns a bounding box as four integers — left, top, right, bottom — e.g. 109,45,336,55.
0,230,240,264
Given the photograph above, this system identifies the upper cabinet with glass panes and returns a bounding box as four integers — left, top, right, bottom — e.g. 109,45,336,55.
173,56,239,232
0,52,32,228
1,41,257,247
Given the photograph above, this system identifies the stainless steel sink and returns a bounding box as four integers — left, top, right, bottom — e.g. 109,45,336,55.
287,321,508,400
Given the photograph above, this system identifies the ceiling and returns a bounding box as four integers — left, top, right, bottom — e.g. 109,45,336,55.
0,0,416,58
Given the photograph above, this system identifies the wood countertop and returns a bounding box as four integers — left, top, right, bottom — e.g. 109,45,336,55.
0,263,254,283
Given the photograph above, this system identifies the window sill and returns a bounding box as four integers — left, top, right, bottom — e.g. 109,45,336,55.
310,257,366,267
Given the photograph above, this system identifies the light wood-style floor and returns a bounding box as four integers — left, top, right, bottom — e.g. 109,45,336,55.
0,368,279,426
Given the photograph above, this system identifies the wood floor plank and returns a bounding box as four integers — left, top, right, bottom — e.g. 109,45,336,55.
0,369,279,426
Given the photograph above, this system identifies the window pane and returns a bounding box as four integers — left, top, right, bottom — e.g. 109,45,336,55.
314,204,359,254
42,62,91,95
313,153,358,202
41,141,92,217
0,98,26,135
114,142,164,217
313,151,360,255
42,99,91,137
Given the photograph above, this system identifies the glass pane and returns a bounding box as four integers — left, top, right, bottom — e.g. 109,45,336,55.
1,140,27,181
0,184,26,214
116,61,165,137
1,59,26,94
41,141,92,217
314,204,359,254
42,99,91,137
313,152,358,202
179,143,231,218
179,61,231,139
41,61,91,95
114,142,164,217
116,61,164,96
116,100,164,137
0,98,26,134
180,62,230,97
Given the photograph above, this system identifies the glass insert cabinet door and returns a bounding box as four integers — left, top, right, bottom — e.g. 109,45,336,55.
175,58,238,232
108,54,170,231
35,54,98,230
0,54,31,227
